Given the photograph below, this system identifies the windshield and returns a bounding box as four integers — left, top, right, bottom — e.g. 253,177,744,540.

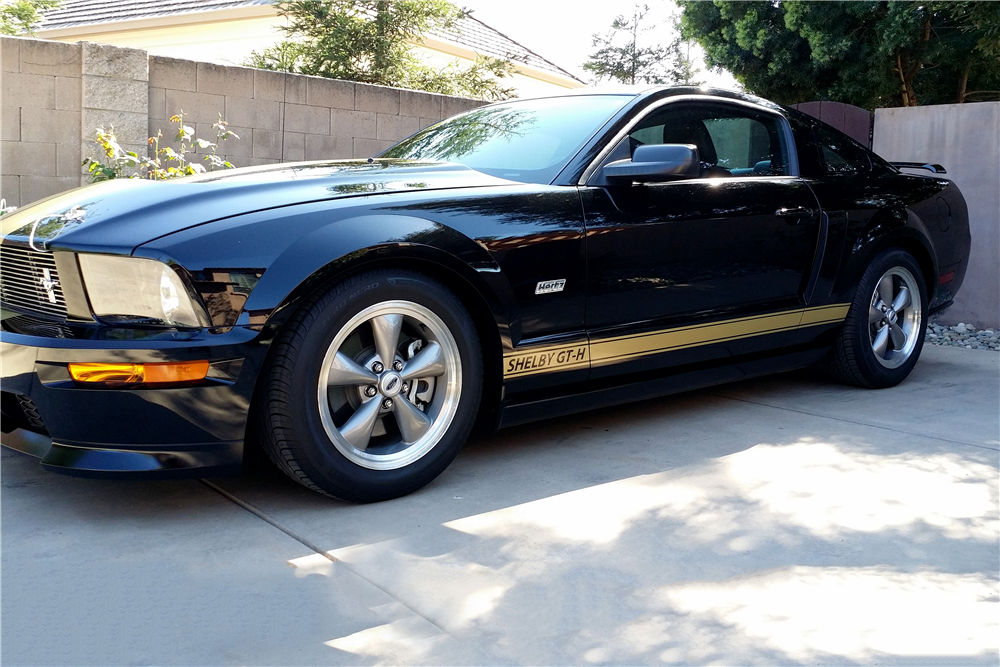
379,95,633,184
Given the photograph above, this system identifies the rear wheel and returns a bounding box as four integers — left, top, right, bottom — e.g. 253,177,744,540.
258,270,482,502
828,249,927,388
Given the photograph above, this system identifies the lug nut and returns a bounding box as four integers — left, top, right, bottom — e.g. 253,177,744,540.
401,383,409,394
364,385,377,397
372,361,384,373
381,398,393,410
393,360,403,371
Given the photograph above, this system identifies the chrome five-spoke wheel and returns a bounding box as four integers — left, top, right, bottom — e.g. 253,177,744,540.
867,266,921,368
318,300,462,470
258,270,482,502
828,248,927,389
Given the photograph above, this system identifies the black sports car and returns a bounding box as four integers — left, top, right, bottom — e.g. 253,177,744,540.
0,87,970,502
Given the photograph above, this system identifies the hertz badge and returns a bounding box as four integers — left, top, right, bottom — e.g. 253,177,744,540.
535,279,566,295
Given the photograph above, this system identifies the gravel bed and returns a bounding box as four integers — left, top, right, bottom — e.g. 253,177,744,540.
924,321,999,351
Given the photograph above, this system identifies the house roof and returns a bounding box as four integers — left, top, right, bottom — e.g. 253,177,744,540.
431,13,581,83
39,0,583,83
39,0,275,28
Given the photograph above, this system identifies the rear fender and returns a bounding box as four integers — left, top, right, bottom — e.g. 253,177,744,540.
834,206,937,305
906,180,971,306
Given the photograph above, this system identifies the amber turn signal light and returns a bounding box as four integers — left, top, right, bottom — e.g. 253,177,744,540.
69,361,210,384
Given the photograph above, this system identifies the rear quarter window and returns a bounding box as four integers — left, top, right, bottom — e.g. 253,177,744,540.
812,123,872,174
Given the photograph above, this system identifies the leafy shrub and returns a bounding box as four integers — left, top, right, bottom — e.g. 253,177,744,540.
83,112,239,182
0,0,60,36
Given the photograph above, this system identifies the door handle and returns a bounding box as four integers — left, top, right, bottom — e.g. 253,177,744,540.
775,206,814,225
775,206,814,220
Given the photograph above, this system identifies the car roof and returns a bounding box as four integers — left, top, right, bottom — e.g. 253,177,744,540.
485,85,784,115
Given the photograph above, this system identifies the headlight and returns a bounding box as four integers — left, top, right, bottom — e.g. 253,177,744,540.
77,254,209,328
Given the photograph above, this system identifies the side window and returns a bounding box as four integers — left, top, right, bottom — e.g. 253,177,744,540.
813,124,871,174
628,103,790,177
630,124,664,147
703,117,780,174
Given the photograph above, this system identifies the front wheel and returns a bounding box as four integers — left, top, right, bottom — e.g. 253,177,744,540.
828,249,927,388
257,270,482,502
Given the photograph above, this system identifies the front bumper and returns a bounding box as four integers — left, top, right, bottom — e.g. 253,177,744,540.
0,325,267,479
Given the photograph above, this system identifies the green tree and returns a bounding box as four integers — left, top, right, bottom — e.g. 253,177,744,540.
1,0,60,36
582,4,670,85
679,0,1000,108
583,4,703,87
665,20,703,87
246,0,514,101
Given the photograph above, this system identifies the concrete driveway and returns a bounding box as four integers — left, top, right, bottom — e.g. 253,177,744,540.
3,345,998,666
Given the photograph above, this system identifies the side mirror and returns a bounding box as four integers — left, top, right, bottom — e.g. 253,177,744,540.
603,144,700,183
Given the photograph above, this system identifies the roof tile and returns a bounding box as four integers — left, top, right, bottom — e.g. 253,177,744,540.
40,0,582,82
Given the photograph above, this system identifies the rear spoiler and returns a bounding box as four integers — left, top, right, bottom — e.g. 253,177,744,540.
892,162,947,174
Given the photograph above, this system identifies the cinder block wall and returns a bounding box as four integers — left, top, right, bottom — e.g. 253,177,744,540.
874,103,1000,329
1,35,483,208
148,56,480,168
1,38,84,205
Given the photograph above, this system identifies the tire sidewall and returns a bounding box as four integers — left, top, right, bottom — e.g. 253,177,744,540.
849,249,928,387
280,271,481,500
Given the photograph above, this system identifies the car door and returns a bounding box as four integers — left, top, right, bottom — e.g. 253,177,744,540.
581,99,825,379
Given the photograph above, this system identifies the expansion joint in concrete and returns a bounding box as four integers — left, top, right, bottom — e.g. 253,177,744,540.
198,477,454,636
199,478,338,563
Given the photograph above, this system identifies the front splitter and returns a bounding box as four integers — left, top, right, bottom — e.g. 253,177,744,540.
1,429,243,480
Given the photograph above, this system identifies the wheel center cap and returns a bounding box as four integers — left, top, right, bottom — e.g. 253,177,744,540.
379,371,403,397
886,309,898,325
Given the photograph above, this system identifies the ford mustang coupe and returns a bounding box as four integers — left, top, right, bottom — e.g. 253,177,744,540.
0,87,970,502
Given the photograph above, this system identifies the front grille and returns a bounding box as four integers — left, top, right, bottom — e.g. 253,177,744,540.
0,244,68,319
17,394,46,430
0,391,49,435
3,313,73,338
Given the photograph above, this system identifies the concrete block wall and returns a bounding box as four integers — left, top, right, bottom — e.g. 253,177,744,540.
874,103,1000,329
1,35,484,207
147,57,480,168
82,42,149,177
1,38,84,206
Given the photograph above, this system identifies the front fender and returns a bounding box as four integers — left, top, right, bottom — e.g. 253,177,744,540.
257,214,520,332
137,204,518,336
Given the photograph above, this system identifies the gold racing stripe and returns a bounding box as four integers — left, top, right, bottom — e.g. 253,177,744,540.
503,304,850,378
799,303,851,326
592,309,802,367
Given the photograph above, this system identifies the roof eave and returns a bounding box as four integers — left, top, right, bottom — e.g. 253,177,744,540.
417,35,584,89
37,3,278,38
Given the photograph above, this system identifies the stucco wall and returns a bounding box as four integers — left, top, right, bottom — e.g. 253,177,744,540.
873,103,1000,329
1,35,483,208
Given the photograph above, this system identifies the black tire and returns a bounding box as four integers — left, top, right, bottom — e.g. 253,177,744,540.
257,269,482,502
828,248,927,389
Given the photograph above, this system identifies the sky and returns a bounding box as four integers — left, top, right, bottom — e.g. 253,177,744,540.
456,0,739,89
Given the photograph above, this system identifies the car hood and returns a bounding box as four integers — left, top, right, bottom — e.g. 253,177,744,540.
0,160,515,253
